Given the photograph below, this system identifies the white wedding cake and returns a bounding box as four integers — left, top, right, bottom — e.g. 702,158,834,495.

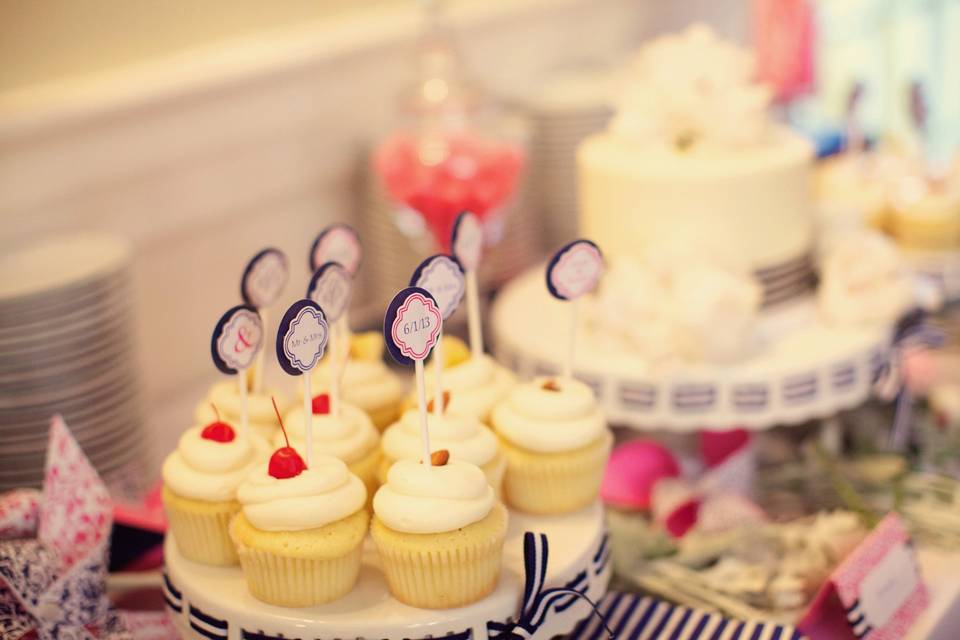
578,24,815,307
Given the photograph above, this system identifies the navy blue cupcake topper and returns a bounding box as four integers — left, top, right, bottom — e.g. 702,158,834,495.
241,248,289,309
410,255,465,321
211,304,264,375
451,211,483,272
275,299,328,376
308,261,353,323
310,224,362,276
383,287,442,366
546,239,604,301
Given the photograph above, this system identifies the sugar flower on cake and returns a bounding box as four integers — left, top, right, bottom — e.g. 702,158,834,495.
818,229,915,326
670,264,762,363
610,23,771,150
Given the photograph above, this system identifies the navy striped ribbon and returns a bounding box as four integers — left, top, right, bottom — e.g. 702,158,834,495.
570,591,807,640
487,532,613,639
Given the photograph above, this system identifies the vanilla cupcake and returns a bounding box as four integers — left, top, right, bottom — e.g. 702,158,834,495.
379,409,506,495
162,420,264,566
309,332,405,430
492,377,612,514
231,452,368,607
371,456,508,608
195,379,290,442
280,396,381,500
407,354,514,424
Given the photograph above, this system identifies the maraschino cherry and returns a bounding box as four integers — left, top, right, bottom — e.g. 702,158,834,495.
201,404,236,443
311,393,330,415
268,396,307,479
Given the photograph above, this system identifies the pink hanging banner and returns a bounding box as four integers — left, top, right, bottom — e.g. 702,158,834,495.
754,0,816,102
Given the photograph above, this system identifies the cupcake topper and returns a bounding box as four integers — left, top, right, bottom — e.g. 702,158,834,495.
451,211,484,358
308,261,354,418
546,240,604,379
410,254,465,417
211,304,264,441
241,248,289,395
276,299,329,468
310,224,363,277
384,286,443,465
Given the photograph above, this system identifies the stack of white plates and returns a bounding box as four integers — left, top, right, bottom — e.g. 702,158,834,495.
359,151,542,318
519,67,617,250
0,233,146,494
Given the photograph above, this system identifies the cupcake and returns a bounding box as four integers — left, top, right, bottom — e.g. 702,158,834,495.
230,443,369,607
407,354,514,424
491,377,612,514
309,332,405,430
280,395,381,500
379,407,506,495
162,416,265,566
371,454,508,609
195,376,290,442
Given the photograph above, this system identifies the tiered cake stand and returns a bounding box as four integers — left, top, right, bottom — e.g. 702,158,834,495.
164,502,610,640
492,267,893,431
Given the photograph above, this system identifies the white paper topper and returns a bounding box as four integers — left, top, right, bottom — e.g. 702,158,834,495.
383,287,442,365
308,262,353,323
310,224,362,276
546,239,605,300
275,299,328,376
451,212,483,272
410,255,465,320
211,305,264,374
241,248,289,309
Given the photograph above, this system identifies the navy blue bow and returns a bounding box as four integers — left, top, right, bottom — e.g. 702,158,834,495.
875,310,946,450
487,532,612,639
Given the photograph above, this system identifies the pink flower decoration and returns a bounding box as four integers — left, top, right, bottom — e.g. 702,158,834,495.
600,440,681,510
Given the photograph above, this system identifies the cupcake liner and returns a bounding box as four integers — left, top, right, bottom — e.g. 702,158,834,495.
162,487,239,566
230,512,368,607
501,432,612,515
371,503,508,609
233,537,363,607
367,402,403,432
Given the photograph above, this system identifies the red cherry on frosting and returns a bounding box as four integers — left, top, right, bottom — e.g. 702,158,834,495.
268,446,307,479
201,404,236,442
311,393,330,415
268,395,307,479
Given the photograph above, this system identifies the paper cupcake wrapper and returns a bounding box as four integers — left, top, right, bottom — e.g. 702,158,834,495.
371,505,507,609
502,433,612,515
162,489,239,566
367,402,403,432
232,534,363,607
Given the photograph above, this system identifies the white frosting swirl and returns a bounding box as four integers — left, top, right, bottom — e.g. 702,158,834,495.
373,459,494,533
492,377,607,452
381,410,499,466
237,457,366,531
278,403,378,463
588,257,760,363
420,355,514,420
819,230,914,325
162,426,261,502
611,24,771,150
310,359,404,411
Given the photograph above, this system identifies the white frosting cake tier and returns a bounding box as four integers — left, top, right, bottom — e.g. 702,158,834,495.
578,126,815,281
164,501,610,640
492,267,893,431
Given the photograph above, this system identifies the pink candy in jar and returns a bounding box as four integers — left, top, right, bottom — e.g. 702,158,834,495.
374,131,524,250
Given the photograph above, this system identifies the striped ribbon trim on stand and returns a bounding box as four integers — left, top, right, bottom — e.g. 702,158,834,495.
754,253,816,308
570,592,807,640
487,532,613,639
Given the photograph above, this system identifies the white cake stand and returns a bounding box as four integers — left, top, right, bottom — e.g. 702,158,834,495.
492,268,893,431
164,502,610,640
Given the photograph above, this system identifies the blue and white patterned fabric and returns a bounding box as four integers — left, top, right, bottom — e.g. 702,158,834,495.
569,592,807,640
